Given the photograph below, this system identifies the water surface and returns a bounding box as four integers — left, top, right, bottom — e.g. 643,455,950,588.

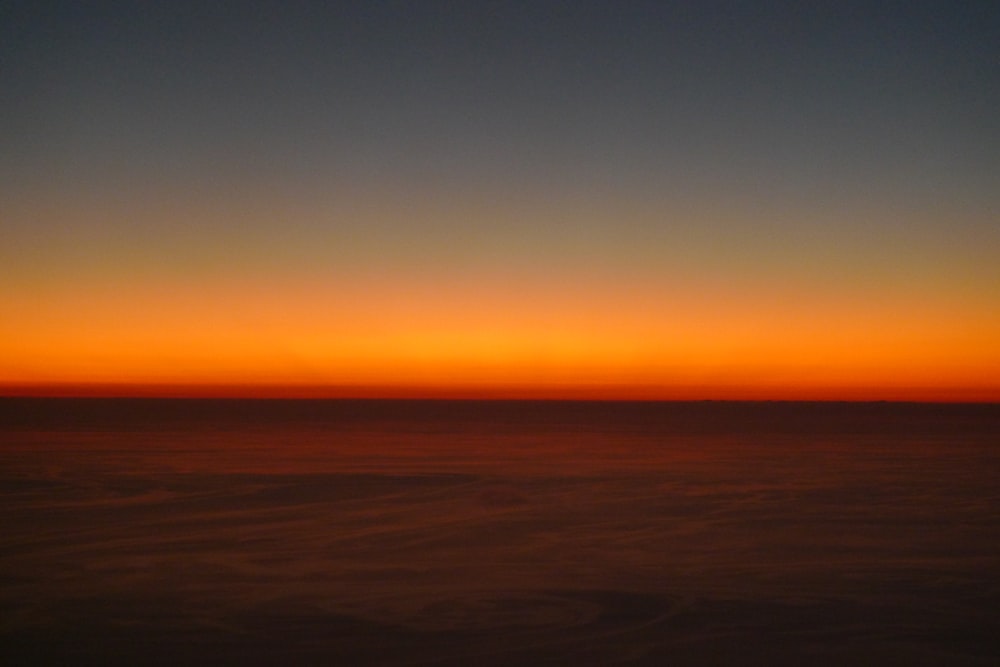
2,399,998,664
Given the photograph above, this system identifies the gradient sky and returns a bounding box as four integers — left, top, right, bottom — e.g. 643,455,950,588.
2,1,998,400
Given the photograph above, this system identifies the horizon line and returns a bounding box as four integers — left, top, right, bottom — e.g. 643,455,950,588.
2,382,998,404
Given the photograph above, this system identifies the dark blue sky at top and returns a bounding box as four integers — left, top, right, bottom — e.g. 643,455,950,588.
3,0,996,200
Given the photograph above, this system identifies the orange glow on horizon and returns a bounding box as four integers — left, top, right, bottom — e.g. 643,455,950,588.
3,224,999,403
3,284,998,402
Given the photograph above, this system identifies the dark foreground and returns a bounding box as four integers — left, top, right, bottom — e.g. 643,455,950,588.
2,399,998,665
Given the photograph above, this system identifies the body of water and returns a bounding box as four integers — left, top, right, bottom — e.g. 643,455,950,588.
2,399,998,664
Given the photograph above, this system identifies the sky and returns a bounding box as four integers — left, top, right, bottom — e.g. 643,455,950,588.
2,1,998,400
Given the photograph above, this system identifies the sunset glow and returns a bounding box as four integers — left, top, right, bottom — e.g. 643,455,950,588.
4,275,997,400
